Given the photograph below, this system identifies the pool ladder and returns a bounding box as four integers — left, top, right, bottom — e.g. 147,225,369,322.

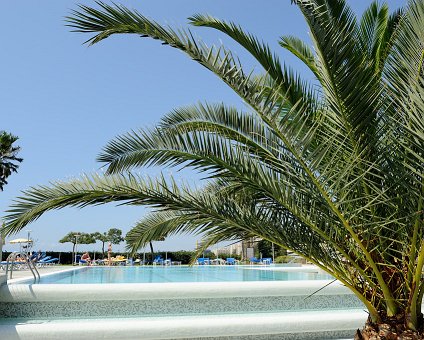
5,251,40,282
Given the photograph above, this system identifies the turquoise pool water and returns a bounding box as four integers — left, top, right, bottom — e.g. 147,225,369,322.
18,266,332,284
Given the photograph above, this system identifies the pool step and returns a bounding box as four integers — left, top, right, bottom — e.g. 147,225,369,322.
0,281,363,318
0,309,367,340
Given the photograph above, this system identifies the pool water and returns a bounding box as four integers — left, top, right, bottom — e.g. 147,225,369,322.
19,266,332,284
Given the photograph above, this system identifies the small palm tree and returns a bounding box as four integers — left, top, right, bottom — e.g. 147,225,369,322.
0,131,23,191
1,1,424,337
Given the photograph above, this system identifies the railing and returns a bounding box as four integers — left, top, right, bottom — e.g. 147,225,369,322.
4,251,40,282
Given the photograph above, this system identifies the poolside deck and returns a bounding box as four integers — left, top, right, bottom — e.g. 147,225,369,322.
0,265,72,282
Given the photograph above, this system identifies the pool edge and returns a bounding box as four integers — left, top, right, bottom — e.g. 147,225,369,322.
0,279,353,302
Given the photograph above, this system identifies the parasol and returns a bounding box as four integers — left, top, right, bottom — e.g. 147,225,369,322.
10,238,33,254
9,238,33,244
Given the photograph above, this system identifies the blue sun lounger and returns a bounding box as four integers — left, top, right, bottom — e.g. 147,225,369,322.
36,256,53,267
226,258,237,265
153,255,164,265
249,257,262,264
261,258,272,265
43,258,59,265
197,258,210,265
0,260,27,270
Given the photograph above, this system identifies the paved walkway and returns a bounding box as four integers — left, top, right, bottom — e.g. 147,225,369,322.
1,265,72,281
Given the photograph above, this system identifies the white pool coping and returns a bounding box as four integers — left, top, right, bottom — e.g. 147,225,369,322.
1,265,352,303
244,265,322,272
0,279,353,302
0,309,367,340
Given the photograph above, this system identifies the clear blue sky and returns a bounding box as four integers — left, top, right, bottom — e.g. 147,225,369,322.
1,0,406,254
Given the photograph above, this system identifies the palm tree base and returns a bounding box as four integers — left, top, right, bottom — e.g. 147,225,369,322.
355,315,424,339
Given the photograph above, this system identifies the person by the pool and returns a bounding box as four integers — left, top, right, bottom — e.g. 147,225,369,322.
107,242,112,266
81,252,91,265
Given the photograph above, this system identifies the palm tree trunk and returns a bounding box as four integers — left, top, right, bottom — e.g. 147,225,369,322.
355,314,423,339
149,241,154,263
72,243,76,265
102,241,105,256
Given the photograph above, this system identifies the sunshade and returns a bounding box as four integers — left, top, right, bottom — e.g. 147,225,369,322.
9,238,33,244
10,238,33,255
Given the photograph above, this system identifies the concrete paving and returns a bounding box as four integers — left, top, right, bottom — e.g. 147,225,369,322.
1,265,72,282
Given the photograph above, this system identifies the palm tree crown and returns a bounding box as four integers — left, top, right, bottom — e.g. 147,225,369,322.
2,0,423,335
0,131,23,191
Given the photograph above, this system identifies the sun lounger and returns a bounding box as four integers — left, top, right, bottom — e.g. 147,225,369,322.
36,256,53,267
153,255,164,265
249,257,262,265
74,255,82,265
108,256,127,265
197,258,210,265
261,258,272,265
225,258,237,265
38,256,51,262
43,258,59,265
0,260,27,271
209,258,225,265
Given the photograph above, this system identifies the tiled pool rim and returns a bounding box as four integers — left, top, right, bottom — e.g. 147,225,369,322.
1,279,354,302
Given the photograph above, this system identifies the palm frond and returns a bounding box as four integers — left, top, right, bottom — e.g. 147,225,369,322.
279,35,318,77
188,14,317,111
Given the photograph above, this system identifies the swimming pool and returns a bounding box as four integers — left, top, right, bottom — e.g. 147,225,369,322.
16,266,333,284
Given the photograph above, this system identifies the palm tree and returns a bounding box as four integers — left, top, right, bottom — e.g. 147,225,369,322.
0,131,23,191
1,0,424,337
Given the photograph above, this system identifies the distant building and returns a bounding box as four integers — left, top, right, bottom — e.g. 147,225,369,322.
211,238,259,260
212,241,242,257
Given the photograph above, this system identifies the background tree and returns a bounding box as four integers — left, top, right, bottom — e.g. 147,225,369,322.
59,232,96,263
256,240,285,259
126,224,164,263
2,1,424,338
92,228,124,255
92,231,108,255
0,131,23,191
